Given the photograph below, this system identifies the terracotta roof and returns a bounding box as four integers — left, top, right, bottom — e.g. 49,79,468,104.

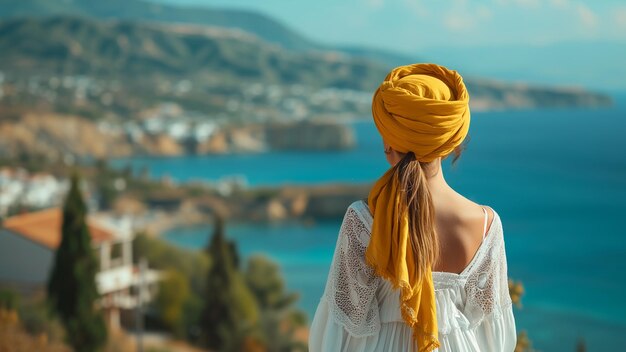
2,208,114,249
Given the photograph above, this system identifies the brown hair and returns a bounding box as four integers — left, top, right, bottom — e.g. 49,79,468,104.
394,142,466,272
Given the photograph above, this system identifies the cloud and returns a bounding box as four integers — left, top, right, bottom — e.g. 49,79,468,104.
443,14,475,31
512,0,541,9
476,6,493,19
367,0,385,9
401,0,429,17
494,0,541,9
549,0,569,9
443,4,492,32
614,7,626,30
576,3,598,28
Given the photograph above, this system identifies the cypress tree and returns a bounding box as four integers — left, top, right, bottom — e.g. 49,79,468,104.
47,172,107,351
200,214,237,349
200,214,258,350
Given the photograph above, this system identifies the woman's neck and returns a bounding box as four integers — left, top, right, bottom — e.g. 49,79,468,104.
422,158,451,193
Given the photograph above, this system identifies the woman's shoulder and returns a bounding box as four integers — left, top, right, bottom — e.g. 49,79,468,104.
350,198,369,208
482,205,500,235
482,204,503,235
335,200,374,248
345,199,373,227
454,194,503,238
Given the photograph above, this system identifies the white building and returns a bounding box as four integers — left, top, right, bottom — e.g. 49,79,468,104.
0,208,160,330
0,168,68,218
22,173,67,208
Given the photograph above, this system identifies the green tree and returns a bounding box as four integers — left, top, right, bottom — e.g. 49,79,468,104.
199,214,258,350
155,270,190,336
132,232,209,340
244,255,298,311
133,232,209,299
0,289,19,311
93,158,117,210
245,255,307,352
47,172,107,352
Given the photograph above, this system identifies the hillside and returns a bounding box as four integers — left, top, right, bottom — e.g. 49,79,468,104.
0,16,384,90
0,16,613,160
0,16,611,124
0,0,620,92
0,0,320,52
0,0,425,68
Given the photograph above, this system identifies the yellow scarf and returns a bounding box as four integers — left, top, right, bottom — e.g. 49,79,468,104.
365,63,470,351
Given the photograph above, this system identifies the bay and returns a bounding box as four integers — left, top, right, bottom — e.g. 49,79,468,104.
117,95,626,351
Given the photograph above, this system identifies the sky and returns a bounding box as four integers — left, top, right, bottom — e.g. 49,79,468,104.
158,0,626,53
153,0,626,90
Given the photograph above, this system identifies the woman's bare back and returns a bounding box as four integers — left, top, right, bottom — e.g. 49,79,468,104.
431,189,495,274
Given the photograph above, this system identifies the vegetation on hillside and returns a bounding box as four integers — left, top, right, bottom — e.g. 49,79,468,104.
0,0,320,52
134,216,307,351
0,16,611,131
0,300,70,352
47,173,107,351
200,214,258,350
0,16,383,90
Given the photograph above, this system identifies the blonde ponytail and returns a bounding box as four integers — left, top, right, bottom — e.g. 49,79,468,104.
395,152,439,277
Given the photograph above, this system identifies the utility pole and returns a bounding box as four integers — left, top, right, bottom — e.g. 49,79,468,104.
136,257,147,352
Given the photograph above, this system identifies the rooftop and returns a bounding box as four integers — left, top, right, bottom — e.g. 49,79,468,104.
2,208,114,249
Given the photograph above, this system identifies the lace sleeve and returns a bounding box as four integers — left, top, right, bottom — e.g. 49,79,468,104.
322,201,381,337
464,212,513,325
497,220,513,309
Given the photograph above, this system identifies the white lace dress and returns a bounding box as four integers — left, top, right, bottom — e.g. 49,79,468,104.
309,200,516,352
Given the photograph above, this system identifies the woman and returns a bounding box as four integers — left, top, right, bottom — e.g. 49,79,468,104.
309,63,516,352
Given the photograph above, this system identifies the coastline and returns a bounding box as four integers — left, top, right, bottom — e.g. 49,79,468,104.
137,101,626,351
126,182,371,239
1,92,614,163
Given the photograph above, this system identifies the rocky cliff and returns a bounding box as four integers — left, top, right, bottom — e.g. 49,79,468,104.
265,121,355,151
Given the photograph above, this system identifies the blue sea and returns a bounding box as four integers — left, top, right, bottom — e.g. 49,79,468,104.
114,95,626,351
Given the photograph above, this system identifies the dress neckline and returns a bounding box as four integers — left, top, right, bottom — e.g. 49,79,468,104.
354,200,498,279
432,209,499,279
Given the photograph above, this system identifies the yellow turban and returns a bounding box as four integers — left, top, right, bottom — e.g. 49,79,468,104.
366,63,470,351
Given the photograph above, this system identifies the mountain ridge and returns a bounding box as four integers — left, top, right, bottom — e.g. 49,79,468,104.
0,0,406,63
0,16,612,114
0,0,431,70
0,15,613,161
0,16,386,90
